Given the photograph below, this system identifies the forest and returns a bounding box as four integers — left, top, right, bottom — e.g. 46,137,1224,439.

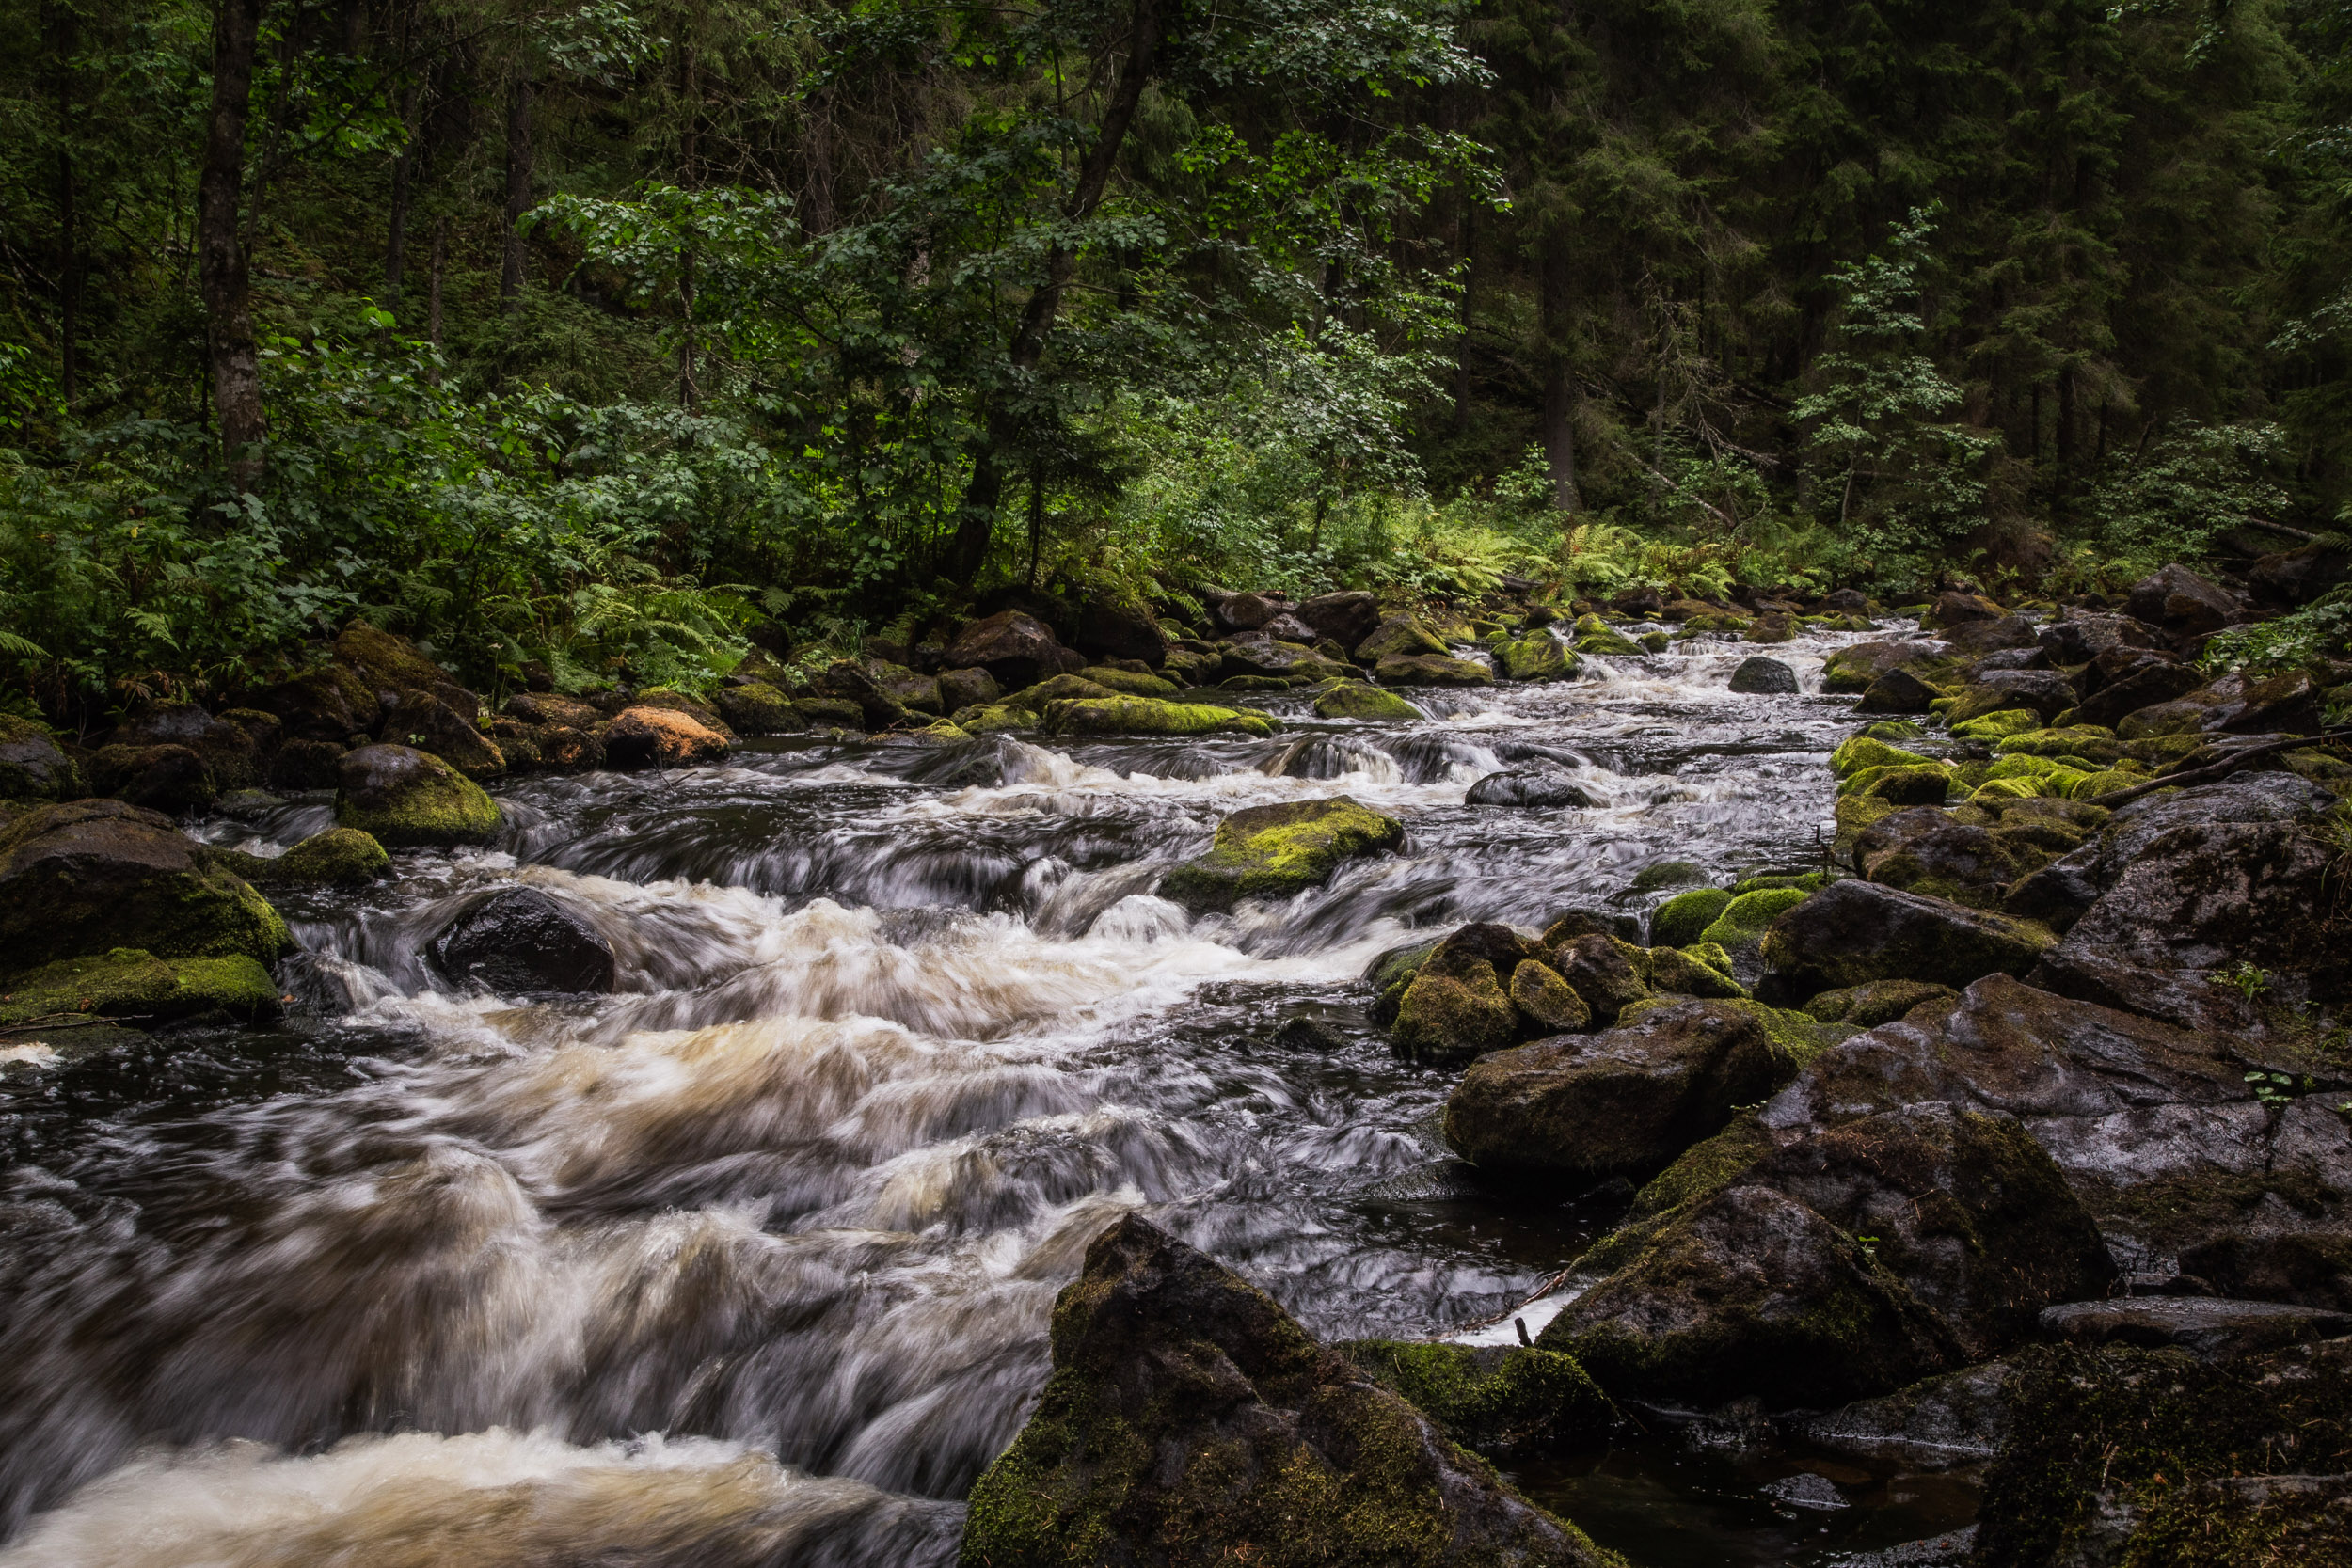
6,0,2352,721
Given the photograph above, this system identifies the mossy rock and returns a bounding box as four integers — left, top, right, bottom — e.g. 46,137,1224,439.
953,703,1031,734
1007,673,1122,711
1856,766,1957,806
0,713,81,800
1077,666,1182,698
1162,797,1406,912
1574,626,1646,656
1218,673,1300,692
334,743,499,848
1354,613,1450,660
1696,886,1812,950
1342,1341,1618,1456
0,947,280,1027
1861,720,1927,742
1314,683,1425,721
1375,653,1495,687
1800,977,1957,1026
1640,630,1670,653
209,827,390,887
1645,945,1750,1000
1649,888,1733,949
1629,860,1708,893
1043,696,1277,738
2062,768,2142,800
1393,959,1520,1062
1731,870,1833,896
1994,725,2125,767
907,720,974,746
1950,707,2043,741
1832,734,1935,780
1496,635,1582,682
711,681,803,736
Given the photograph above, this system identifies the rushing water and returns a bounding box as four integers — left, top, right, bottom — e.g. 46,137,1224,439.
0,626,1979,1566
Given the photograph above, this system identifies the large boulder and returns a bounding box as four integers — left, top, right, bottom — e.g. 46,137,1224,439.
1072,590,1168,666
427,888,618,994
2248,539,2352,608
1293,591,1383,651
1375,654,1494,687
1855,807,2039,907
1946,670,2076,724
1728,657,1798,695
809,660,913,730
602,705,732,767
2114,669,2323,739
1313,683,1423,721
374,687,505,778
1823,641,1946,694
2124,563,2239,638
2037,612,2159,666
110,703,270,791
0,715,80,800
959,1215,1617,1568
945,610,1083,689
84,742,215,815
0,800,290,975
333,621,481,719
0,946,281,1027
1496,635,1580,682
1219,638,1350,683
1354,613,1449,662
711,681,802,736
1207,590,1291,633
1042,697,1276,737
1442,999,1784,1180
1759,881,2056,997
334,743,500,848
1161,798,1405,913
1465,770,1604,809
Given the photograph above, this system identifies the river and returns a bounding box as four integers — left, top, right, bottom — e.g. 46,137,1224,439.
0,626,1981,1566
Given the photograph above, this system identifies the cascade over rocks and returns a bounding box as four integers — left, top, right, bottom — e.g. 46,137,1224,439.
1161,797,1406,912
959,1215,1617,1568
0,799,291,975
427,887,619,994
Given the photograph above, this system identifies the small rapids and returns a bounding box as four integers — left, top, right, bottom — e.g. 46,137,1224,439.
0,631,1959,1565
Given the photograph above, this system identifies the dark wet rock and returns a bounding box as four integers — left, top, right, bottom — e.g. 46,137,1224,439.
0,800,290,976
1801,979,1957,1027
1161,798,1405,913
2125,563,2241,638
1341,1340,1618,1457
502,692,602,727
944,610,1083,688
1442,999,1781,1180
1495,633,1580,682
333,622,481,720
1208,589,1290,633
1391,925,1534,1063
1823,641,1947,694
250,663,382,743
1293,591,1383,651
0,946,281,1027
1938,615,2042,657
2038,611,2158,667
1645,945,1750,1000
711,681,803,736
375,686,506,778
1926,592,2007,628
1546,934,1652,1025
1220,638,1349,683
2118,669,2324,739
1761,1472,1848,1510
808,660,914,730
86,742,215,814
1729,657,1799,695
1759,881,2057,997
1947,670,2077,724
1972,1339,2352,1568
1270,1016,1351,1053
427,888,618,994
1679,1396,1774,1454
1313,682,1423,721
266,737,346,790
959,1215,1617,1568
1541,1182,1962,1406
1354,613,1450,662
113,703,273,791
2039,1297,2352,1360
0,714,81,800
1375,652,1494,687
1856,808,2036,908
1466,770,1604,809
935,667,1003,713
1649,888,1733,950
602,705,733,768
1509,959,1593,1034
2077,657,2211,728
1071,590,1168,666
1259,611,1322,644
1797,1361,2010,1468
334,742,500,847
1968,646,2051,673
1613,585,1667,616
2177,1231,2352,1312
1859,668,1943,714
2249,539,2352,608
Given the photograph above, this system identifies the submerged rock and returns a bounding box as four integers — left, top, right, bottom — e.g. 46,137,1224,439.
1161,798,1406,912
335,743,500,848
1465,771,1604,809
427,887,618,994
959,1215,1619,1568
0,800,291,975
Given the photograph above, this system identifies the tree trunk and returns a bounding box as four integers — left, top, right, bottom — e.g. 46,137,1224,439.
1453,201,1473,435
199,0,267,484
1539,233,1582,513
501,73,533,312
428,214,446,347
947,0,1162,584
2054,363,2076,527
386,84,422,302
48,0,77,405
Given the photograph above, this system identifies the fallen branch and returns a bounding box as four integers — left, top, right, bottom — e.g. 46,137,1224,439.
2090,730,2352,808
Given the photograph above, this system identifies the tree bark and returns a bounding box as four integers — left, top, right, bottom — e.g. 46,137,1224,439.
946,0,1162,584
428,214,446,347
501,73,533,312
1539,232,1582,513
199,0,267,484
386,83,422,302
47,0,77,405
1453,201,1474,435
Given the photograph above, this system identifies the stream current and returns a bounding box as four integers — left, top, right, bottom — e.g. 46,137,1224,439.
0,626,1982,1566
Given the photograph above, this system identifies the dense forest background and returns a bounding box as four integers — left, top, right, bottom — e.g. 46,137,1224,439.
6,0,2352,719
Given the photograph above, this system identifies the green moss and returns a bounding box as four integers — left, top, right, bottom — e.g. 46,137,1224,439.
0,713,81,800
908,720,974,745
710,681,801,735
1950,707,2042,740
1077,666,1182,697
0,947,279,1026
1861,720,1927,741
1645,945,1749,999
1697,886,1811,949
1496,635,1581,681
1163,797,1406,911
1802,978,1956,1026
953,703,1031,734
336,753,499,848
1969,777,2042,802
1393,962,1520,1062
1731,870,1833,896
1574,626,1645,656
1994,725,2124,766
1832,734,1934,779
1508,958,1592,1033
211,828,389,887
1374,653,1495,686
1628,1113,1772,1223
1649,887,1732,948
1314,683,1424,721
1043,696,1277,737
1007,673,1122,711
1341,1341,1617,1455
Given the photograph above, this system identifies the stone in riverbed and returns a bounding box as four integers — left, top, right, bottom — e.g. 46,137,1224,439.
958,1214,1619,1568
1729,657,1798,695
1042,696,1276,737
0,800,291,975
1353,612,1450,662
1294,590,1383,651
334,743,501,847
1545,933,1651,1025
2124,562,2240,638
427,887,617,994
1393,954,1522,1064
1442,998,1783,1180
602,704,732,767
84,742,216,814
0,946,281,1026
710,681,802,736
1859,668,1943,714
1758,880,2054,997
1465,770,1604,808
1313,682,1423,721
1375,653,1494,687
1075,666,1182,698
1341,1340,1618,1457
945,610,1084,688
1161,797,1405,913
1649,888,1732,949
936,666,1002,712
0,714,81,800
208,827,390,887
1508,958,1592,1035
1496,633,1581,682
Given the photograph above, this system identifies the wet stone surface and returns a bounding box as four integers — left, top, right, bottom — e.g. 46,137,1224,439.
0,626,1973,1566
